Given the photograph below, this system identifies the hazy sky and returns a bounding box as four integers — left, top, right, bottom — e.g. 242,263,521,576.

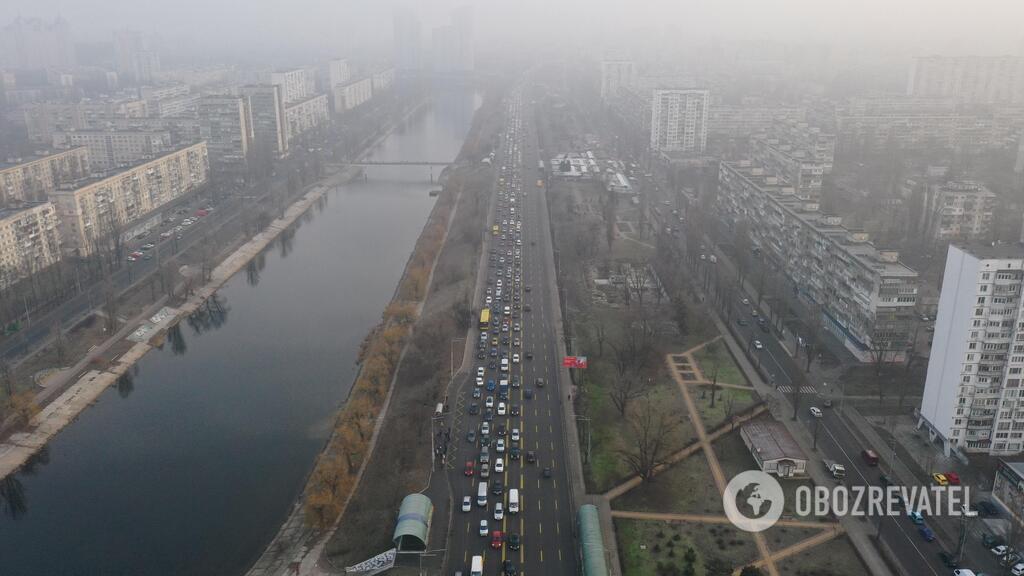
2,0,1022,62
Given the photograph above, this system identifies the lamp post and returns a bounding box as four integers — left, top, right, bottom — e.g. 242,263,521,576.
575,415,591,464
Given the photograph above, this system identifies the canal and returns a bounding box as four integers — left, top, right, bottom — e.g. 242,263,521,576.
0,86,481,576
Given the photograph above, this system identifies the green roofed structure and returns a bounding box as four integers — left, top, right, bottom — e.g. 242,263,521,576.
393,494,433,552
577,504,609,576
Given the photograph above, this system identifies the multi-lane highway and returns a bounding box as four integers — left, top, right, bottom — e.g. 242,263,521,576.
444,90,577,576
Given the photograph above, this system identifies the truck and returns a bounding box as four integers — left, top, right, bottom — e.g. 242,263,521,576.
824,459,846,479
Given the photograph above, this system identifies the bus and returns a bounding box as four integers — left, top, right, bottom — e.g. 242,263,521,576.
479,309,491,330
492,224,500,236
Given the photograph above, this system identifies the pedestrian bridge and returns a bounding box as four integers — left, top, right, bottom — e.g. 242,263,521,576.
345,160,451,166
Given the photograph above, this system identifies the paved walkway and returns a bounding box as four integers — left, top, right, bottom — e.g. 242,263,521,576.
610,510,838,530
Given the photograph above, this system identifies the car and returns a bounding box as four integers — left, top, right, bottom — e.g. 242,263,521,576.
993,545,1010,556
490,530,505,549
479,519,489,536
524,388,534,399
736,318,749,326
1012,563,1024,576
907,510,924,524
526,350,533,360
512,375,521,388
466,430,476,443
512,353,520,363
477,367,486,378
480,434,491,447
492,479,504,495
510,403,521,416
526,451,537,464
462,496,472,512
472,388,482,399
945,472,961,486
481,421,491,435
742,298,750,305
476,350,486,359
498,402,507,415
496,439,506,453
511,428,520,442
536,378,545,388
938,551,958,568
918,526,935,542
127,255,138,262
753,340,764,350
484,408,494,421
494,458,505,473
487,379,496,391
502,559,517,576
464,461,475,476
494,502,505,520
542,467,552,478
485,396,495,409
524,304,532,312
512,338,521,347
468,402,480,415
160,231,173,239
507,532,521,551
810,407,823,418
141,243,155,250
509,445,521,460
932,473,949,486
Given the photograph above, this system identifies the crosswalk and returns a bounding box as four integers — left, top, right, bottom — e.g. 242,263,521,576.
776,385,817,395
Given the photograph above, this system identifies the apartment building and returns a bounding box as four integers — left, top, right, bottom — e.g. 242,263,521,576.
918,243,1024,456
751,119,835,200
24,99,150,143
327,59,351,89
241,85,287,157
909,56,1024,104
139,84,190,102
717,161,919,362
332,77,373,114
52,129,172,171
372,68,396,93
267,68,314,104
198,95,249,177
600,60,636,101
707,106,806,139
51,142,209,257
931,181,997,242
283,94,329,143
650,89,709,154
147,93,201,118
0,147,90,205
0,202,62,290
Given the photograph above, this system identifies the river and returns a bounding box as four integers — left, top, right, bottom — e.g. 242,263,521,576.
0,85,481,576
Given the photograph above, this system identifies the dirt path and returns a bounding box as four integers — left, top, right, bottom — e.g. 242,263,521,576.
610,509,838,530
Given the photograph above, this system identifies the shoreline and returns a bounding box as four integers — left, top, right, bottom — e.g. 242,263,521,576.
0,96,432,483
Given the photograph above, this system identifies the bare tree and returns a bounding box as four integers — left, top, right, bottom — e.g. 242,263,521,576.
608,375,650,416
705,341,723,408
594,322,607,357
626,262,648,307
618,398,681,482
51,321,66,364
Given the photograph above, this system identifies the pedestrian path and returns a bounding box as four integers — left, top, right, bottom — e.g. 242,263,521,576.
777,385,817,395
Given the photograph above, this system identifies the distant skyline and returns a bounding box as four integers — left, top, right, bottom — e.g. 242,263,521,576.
1,0,1023,66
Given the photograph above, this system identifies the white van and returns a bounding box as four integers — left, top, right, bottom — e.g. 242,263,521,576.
501,358,509,372
470,555,484,576
477,481,488,507
508,488,520,514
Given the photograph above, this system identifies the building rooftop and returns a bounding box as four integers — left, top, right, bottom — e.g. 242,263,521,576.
1,147,87,171
0,201,51,220
742,421,806,462
954,241,1024,261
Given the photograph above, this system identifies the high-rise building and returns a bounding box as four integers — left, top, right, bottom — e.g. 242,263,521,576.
918,244,1024,456
717,161,919,362
372,68,396,93
0,17,76,70
393,12,422,75
332,78,373,114
113,30,161,84
283,94,329,143
650,89,709,154
0,147,90,206
925,181,998,242
909,56,1024,104
0,202,62,290
327,59,351,89
198,96,250,178
266,68,314,104
24,99,150,143
751,119,835,200
600,60,636,101
431,7,474,75
51,142,209,257
51,129,172,172
241,85,288,157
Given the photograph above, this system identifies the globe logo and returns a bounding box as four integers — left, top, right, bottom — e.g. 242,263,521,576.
723,470,785,532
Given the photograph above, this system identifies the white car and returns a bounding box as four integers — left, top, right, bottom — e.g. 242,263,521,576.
477,367,486,378
485,296,493,306
462,496,472,512
494,503,504,521
485,396,495,409
494,458,505,473
496,439,506,453
481,422,490,435
497,402,507,416
511,428,520,442
479,519,489,536
512,354,520,364
753,340,764,350
993,545,1010,556
810,407,823,418
476,377,484,387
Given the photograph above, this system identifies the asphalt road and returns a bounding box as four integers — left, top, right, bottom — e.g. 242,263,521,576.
444,91,577,576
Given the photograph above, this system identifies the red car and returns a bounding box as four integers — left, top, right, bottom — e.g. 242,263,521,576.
944,472,961,486
464,461,475,477
490,530,505,549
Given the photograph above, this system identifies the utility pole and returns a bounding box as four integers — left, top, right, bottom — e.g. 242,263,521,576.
812,416,821,450
956,506,978,563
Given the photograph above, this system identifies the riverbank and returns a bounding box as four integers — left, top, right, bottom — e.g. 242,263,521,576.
0,96,432,483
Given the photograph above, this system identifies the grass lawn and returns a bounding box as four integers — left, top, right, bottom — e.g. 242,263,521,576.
691,385,758,431
775,535,869,576
763,526,824,555
613,451,722,516
692,342,747,387
616,518,759,576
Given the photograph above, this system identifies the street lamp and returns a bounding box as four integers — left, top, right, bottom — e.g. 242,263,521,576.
575,415,591,464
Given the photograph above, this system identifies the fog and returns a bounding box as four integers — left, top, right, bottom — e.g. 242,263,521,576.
2,0,1023,65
